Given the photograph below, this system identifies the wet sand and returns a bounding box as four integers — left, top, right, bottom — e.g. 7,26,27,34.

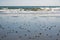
0,13,60,17
0,12,60,40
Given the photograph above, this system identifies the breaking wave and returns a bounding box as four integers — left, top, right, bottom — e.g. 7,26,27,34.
0,8,60,13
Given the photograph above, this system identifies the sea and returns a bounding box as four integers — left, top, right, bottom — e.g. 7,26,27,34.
0,6,60,9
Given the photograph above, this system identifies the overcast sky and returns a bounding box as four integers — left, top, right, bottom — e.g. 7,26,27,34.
0,0,60,6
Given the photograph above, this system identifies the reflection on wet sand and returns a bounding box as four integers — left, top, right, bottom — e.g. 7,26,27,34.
0,14,60,40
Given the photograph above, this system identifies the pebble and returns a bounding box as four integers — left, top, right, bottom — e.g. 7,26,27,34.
27,30,30,32
56,39,58,40
25,34,27,36
4,35,7,37
54,25,56,27
59,30,60,32
57,33,59,36
0,24,4,29
46,34,48,36
16,31,18,33
1,36,4,39
29,37,31,39
19,36,22,38
35,35,40,37
49,28,51,30
39,33,42,35
49,36,52,38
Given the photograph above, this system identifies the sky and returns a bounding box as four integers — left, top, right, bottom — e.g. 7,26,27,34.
0,0,60,6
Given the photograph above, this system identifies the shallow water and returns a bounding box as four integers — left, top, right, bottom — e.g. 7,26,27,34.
0,14,60,40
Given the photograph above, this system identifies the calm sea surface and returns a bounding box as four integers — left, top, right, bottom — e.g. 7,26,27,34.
0,6,60,9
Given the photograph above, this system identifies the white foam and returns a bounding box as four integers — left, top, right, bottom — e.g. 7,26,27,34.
0,8,60,13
